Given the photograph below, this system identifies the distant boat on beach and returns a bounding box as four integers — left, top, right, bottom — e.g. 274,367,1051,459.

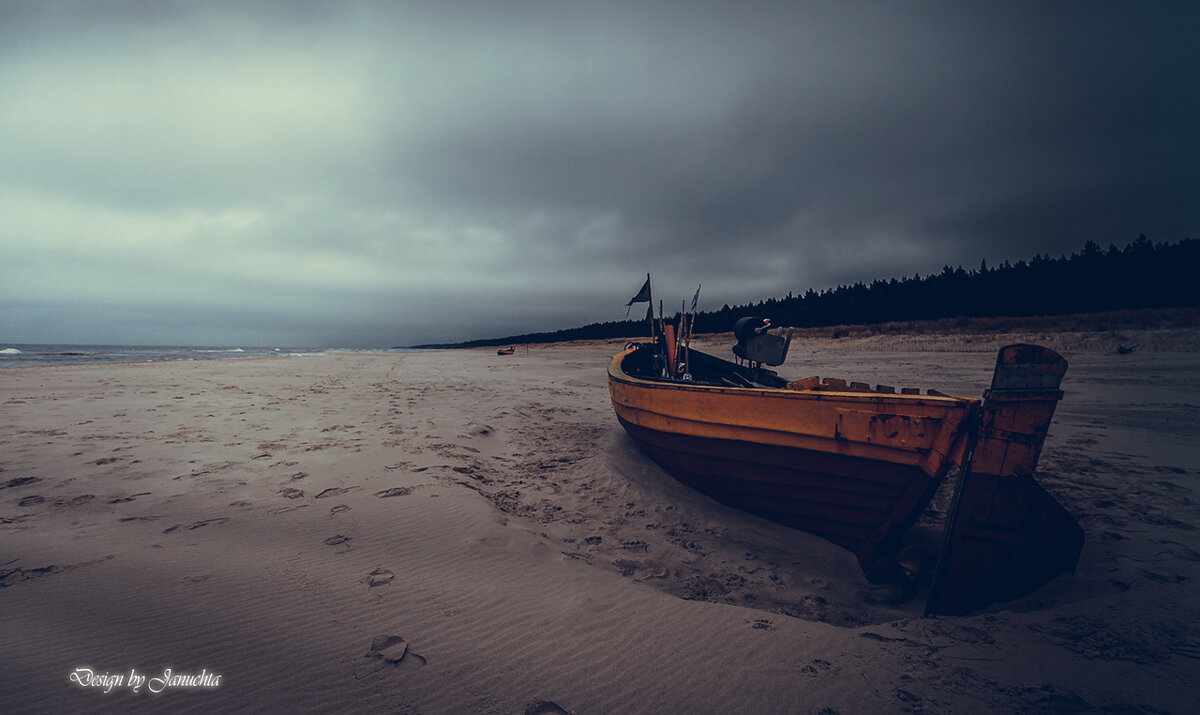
608,316,1084,616
497,347,515,355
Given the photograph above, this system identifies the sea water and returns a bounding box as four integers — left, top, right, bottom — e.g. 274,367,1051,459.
0,344,404,368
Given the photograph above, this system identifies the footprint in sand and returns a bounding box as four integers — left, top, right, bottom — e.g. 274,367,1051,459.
0,564,58,586
279,487,305,499
163,518,229,534
612,559,669,581
801,659,833,676
324,534,352,546
1,476,41,490
18,495,45,507
894,689,929,712
367,568,394,587
315,487,355,499
109,492,150,504
375,487,414,498
329,504,350,515
355,635,426,678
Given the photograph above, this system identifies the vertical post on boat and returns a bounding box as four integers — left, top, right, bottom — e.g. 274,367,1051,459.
683,335,691,378
676,300,685,375
663,322,676,377
645,273,654,341
685,284,700,377
658,299,670,377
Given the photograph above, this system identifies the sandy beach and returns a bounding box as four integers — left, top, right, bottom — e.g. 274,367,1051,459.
2,329,1198,714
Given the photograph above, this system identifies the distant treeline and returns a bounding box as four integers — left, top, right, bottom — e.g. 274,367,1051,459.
412,235,1199,348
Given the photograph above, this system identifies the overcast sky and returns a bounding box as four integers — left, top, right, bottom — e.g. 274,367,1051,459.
2,1,1197,347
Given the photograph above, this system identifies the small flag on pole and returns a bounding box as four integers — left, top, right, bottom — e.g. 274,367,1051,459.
627,276,651,305
626,274,652,317
690,284,701,312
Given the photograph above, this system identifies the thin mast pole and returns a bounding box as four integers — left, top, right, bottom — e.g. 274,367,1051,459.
677,300,685,375
644,273,655,340
687,284,701,340
658,299,669,375
685,284,701,375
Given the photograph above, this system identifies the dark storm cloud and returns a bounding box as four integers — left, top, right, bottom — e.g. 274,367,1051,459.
362,1,1199,275
2,1,1197,346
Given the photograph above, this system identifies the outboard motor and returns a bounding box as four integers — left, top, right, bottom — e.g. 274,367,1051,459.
732,317,792,367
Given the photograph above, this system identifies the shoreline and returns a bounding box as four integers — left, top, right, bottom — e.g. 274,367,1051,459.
6,306,1197,370
419,305,1200,351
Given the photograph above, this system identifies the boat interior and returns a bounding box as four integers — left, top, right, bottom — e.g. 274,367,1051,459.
623,317,958,398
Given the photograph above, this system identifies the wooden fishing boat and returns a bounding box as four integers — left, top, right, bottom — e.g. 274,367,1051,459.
608,319,1084,615
497,347,515,356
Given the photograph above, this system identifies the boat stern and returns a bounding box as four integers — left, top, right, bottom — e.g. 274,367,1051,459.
926,344,1085,616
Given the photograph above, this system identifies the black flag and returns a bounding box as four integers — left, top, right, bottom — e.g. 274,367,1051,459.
626,276,651,305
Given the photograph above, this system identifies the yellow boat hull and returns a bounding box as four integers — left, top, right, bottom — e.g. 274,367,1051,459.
609,346,976,569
